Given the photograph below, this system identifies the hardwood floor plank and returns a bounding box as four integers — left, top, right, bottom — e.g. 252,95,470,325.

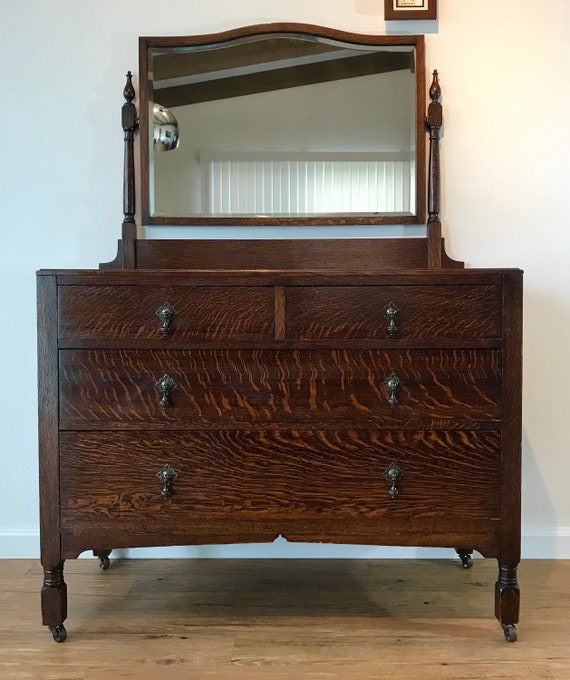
1,559,570,680
0,666,88,680
81,663,557,680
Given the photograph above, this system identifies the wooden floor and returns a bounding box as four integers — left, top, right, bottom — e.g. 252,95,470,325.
1,558,569,679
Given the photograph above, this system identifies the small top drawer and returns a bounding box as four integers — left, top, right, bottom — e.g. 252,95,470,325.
58,285,275,341
286,285,501,340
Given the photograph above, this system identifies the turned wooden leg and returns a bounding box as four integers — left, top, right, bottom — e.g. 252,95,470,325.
495,562,520,642
93,549,112,570
41,562,68,642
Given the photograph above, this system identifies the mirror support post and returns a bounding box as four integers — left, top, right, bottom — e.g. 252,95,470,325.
121,72,138,269
426,70,442,267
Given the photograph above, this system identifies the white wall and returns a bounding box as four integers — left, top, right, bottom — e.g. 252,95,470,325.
1,0,569,559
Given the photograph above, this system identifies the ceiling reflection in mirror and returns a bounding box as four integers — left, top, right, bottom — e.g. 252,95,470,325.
143,30,424,224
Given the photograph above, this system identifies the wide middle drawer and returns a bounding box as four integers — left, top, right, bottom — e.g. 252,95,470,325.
59,348,501,427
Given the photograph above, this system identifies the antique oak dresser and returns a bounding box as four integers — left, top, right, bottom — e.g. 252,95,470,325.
37,25,523,643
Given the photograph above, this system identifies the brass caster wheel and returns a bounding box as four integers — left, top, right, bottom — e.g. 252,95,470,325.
502,624,517,643
99,556,111,570
50,625,67,643
456,550,473,569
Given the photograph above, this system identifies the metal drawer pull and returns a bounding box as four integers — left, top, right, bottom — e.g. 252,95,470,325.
156,374,177,409
382,372,401,407
384,301,400,336
156,464,178,498
384,462,403,499
155,302,177,334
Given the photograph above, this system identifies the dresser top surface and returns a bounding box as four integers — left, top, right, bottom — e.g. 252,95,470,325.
37,268,522,285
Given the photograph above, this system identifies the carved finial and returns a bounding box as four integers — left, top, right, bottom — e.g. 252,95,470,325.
123,71,135,105
429,70,441,104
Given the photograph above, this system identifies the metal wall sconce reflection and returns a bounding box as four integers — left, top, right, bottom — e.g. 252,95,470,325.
153,103,179,151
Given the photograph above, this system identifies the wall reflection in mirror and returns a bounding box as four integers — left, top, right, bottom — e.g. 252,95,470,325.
145,32,421,221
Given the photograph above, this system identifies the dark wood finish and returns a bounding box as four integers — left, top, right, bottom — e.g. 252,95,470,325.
119,73,138,270
37,276,67,630
129,238,448,270
36,34,521,643
38,266,522,641
57,280,501,341
285,284,501,338
59,429,501,535
139,25,426,226
121,72,137,228
424,71,443,268
102,237,464,270
384,0,437,21
495,271,523,630
58,285,276,340
426,71,442,225
58,347,501,426
99,73,140,271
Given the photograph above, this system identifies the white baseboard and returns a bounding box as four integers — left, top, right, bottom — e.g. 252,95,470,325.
0,533,40,559
521,527,570,559
2,529,570,560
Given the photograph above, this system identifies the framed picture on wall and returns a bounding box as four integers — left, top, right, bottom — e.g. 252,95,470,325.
384,0,437,21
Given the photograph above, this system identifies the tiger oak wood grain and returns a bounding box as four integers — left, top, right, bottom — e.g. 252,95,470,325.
58,285,275,340
286,285,501,339
58,348,501,426
57,281,501,342
37,264,522,640
59,429,501,524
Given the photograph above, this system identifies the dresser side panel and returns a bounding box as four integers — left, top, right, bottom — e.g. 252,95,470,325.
37,275,61,566
500,270,523,563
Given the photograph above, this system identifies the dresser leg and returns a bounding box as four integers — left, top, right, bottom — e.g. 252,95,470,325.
41,562,67,642
495,562,520,642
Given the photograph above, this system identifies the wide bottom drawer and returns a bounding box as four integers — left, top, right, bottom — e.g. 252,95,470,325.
60,429,501,534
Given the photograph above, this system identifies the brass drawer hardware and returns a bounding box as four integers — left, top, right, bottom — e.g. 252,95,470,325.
382,372,401,407
384,462,403,498
384,301,400,336
155,374,177,409
155,302,177,334
156,464,178,498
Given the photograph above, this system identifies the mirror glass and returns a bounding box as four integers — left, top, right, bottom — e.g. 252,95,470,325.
140,28,425,225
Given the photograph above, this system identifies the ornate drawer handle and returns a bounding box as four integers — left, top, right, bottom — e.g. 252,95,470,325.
384,462,403,499
384,301,400,336
382,372,401,407
156,374,177,409
155,302,177,335
156,464,178,498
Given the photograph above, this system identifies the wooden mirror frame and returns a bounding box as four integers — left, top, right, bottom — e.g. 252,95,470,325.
138,23,427,227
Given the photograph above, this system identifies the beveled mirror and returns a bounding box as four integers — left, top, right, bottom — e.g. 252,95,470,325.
139,24,426,226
